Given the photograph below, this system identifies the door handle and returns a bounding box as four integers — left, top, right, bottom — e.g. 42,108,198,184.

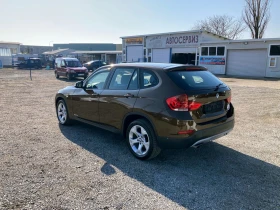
124,93,134,98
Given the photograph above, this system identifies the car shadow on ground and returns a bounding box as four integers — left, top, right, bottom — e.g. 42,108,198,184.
59,122,280,209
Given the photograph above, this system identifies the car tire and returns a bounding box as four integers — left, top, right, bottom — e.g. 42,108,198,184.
66,73,71,80
56,99,71,125
126,119,161,160
55,71,59,78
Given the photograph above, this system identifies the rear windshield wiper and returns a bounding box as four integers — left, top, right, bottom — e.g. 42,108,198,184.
215,83,223,91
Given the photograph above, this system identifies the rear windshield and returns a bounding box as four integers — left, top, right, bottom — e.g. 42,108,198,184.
167,70,224,90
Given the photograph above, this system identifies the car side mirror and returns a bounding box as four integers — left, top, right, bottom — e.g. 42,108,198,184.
61,65,66,68
75,81,84,88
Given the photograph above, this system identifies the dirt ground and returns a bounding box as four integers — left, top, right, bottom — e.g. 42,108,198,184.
0,68,279,210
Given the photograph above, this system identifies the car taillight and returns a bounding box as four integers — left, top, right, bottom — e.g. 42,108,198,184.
189,101,202,111
166,94,201,111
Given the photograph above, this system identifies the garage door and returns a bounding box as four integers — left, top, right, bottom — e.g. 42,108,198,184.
227,49,267,77
172,47,196,54
152,48,170,63
127,46,143,62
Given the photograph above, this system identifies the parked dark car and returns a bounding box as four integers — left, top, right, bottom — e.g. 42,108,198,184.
55,57,88,80
17,58,42,69
83,60,107,71
55,63,234,160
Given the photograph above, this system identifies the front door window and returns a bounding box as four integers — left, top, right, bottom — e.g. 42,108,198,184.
86,71,110,89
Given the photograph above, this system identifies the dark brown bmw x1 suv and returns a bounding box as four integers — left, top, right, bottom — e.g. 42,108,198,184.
55,63,234,160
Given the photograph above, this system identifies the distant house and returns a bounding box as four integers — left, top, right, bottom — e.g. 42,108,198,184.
52,43,122,64
53,43,121,51
0,41,21,67
20,45,53,55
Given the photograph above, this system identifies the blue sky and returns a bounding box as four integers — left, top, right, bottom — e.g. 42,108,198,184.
0,0,279,45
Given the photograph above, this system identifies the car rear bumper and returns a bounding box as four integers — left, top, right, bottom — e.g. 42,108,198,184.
157,119,234,149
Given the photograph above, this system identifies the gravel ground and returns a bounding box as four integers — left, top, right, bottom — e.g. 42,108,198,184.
0,68,279,210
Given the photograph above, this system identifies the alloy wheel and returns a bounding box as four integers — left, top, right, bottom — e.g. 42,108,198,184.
57,102,67,124
129,125,150,157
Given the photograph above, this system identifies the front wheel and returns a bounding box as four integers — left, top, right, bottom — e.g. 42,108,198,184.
56,100,71,125
126,119,161,160
55,71,59,78
66,73,71,80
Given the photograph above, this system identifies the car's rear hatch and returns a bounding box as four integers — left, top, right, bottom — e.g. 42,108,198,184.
166,67,233,125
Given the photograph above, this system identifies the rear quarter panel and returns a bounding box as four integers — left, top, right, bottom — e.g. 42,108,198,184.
133,70,193,137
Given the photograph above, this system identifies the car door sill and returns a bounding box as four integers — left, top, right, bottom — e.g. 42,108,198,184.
74,116,121,134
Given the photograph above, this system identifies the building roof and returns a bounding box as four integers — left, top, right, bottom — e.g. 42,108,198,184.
53,43,120,51
120,29,229,40
0,41,21,45
71,51,122,54
200,37,280,45
42,48,70,55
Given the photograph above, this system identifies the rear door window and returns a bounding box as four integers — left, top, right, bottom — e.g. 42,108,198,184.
109,68,136,90
167,70,224,90
140,69,159,89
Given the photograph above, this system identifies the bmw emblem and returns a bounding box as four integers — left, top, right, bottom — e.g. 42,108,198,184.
216,93,219,99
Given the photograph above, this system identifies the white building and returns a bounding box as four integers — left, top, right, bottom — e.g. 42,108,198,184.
0,41,21,67
200,39,280,78
121,30,227,64
121,30,280,78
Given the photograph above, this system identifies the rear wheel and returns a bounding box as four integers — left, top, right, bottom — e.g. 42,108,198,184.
56,100,71,125
126,119,161,160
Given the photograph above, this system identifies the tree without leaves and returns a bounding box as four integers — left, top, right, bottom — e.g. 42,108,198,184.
243,0,271,39
192,15,246,39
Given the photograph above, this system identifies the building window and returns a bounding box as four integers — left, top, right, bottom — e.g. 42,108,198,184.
201,47,208,56
209,47,216,56
201,46,225,56
270,45,280,56
0,48,11,56
269,57,277,67
147,49,152,62
10,48,18,54
217,47,225,56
